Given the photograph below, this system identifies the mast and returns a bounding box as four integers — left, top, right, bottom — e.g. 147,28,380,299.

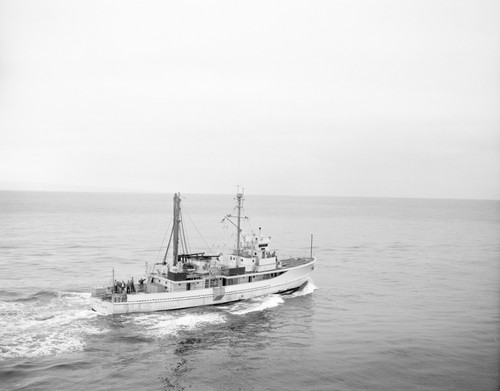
235,190,243,263
172,193,181,266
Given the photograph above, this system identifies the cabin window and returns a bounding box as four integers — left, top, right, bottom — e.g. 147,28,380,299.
205,278,218,288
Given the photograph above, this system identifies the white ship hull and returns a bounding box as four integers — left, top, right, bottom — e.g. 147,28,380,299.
91,259,314,315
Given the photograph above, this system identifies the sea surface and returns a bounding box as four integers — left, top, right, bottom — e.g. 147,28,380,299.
0,191,498,391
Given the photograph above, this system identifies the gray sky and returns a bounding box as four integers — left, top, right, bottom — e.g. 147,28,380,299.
1,0,499,199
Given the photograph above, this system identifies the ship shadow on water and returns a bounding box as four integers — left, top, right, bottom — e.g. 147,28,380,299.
157,289,316,390
158,310,275,391
159,357,190,391
166,306,275,357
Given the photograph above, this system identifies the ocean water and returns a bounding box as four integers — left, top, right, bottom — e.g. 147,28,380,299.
0,191,498,391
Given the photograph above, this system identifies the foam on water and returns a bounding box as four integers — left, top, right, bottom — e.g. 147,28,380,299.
131,311,228,338
125,282,318,336
227,295,285,315
57,291,91,301
0,291,106,360
219,279,317,315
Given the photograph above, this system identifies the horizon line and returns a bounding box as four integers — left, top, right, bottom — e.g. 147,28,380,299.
0,187,498,202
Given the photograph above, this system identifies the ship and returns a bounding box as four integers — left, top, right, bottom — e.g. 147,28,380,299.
90,191,315,314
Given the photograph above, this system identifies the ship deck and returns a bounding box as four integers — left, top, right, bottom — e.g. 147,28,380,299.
280,257,313,269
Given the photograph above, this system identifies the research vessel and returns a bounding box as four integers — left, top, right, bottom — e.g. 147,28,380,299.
90,191,315,314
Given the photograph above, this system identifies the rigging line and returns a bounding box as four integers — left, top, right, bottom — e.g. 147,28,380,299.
180,213,189,255
177,213,183,255
184,220,191,254
155,219,172,263
178,194,188,255
163,227,174,263
242,216,253,235
183,206,213,253
179,228,187,254
182,211,191,254
211,222,229,251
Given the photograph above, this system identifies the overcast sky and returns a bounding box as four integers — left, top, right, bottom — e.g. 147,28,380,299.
1,0,499,199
